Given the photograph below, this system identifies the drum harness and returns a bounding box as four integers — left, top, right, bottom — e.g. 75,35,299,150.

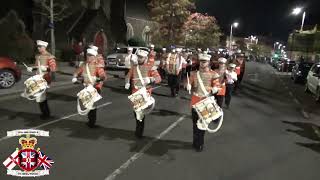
76,63,102,115
195,71,224,133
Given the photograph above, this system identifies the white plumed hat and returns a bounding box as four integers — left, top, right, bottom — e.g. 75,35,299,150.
36,40,48,47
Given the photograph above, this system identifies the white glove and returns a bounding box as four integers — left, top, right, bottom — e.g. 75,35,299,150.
27,67,33,72
72,77,77,83
149,77,155,83
125,83,130,90
40,66,47,71
211,87,219,94
144,77,151,84
187,84,191,92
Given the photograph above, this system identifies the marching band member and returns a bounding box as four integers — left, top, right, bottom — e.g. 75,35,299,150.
158,48,168,80
215,57,227,107
225,63,238,109
148,44,156,66
166,48,187,97
233,53,246,92
72,46,106,128
125,49,161,138
186,53,221,152
23,40,56,119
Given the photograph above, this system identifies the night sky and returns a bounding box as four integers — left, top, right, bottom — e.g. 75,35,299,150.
196,0,320,41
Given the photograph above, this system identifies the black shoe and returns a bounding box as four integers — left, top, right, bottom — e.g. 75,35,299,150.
195,145,203,152
86,122,98,128
40,114,50,120
135,132,144,139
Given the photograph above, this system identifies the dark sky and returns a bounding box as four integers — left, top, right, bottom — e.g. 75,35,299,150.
196,0,320,42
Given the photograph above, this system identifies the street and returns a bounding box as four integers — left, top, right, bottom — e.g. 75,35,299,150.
0,61,320,180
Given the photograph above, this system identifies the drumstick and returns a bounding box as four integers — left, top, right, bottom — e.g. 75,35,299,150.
187,73,191,94
22,62,29,69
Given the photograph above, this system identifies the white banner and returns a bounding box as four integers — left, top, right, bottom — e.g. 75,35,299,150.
7,129,49,137
7,170,49,177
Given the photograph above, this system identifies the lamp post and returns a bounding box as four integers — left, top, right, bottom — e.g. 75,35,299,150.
229,22,239,51
274,42,279,50
292,7,306,32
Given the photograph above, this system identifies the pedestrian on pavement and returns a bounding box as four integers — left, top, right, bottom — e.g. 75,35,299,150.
186,53,221,152
73,41,84,67
148,44,156,66
233,53,246,92
166,48,187,97
214,57,227,107
125,49,161,138
72,46,106,128
22,40,57,120
225,63,238,109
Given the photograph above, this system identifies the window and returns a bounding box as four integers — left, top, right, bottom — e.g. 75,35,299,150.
126,23,134,40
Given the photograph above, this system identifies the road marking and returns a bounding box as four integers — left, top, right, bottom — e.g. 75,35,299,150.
0,102,112,142
293,98,300,105
104,115,186,180
301,109,310,119
312,125,320,137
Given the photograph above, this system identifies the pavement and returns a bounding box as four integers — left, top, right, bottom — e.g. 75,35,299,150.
0,62,319,180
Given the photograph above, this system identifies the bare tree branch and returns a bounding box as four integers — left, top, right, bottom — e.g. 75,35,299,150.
33,11,49,17
38,0,50,12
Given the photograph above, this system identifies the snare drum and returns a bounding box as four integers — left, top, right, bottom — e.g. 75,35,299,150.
77,85,102,115
192,96,222,124
128,87,154,112
22,75,48,100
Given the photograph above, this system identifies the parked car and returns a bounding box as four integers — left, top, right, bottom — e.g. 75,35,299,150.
291,61,314,83
305,63,320,101
277,59,296,72
105,47,150,70
0,57,22,88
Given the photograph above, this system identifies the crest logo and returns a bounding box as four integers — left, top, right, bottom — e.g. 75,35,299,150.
3,129,54,177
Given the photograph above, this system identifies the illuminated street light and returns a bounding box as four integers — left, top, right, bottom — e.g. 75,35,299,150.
229,22,239,51
292,7,306,32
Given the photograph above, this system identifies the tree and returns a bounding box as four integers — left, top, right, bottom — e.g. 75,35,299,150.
33,0,72,55
0,10,34,62
148,0,195,46
183,13,222,48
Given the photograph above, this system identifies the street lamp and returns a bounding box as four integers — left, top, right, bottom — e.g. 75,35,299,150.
229,22,239,51
292,7,306,32
274,42,279,49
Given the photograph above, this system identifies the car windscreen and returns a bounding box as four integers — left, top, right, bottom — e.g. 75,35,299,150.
116,48,128,53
